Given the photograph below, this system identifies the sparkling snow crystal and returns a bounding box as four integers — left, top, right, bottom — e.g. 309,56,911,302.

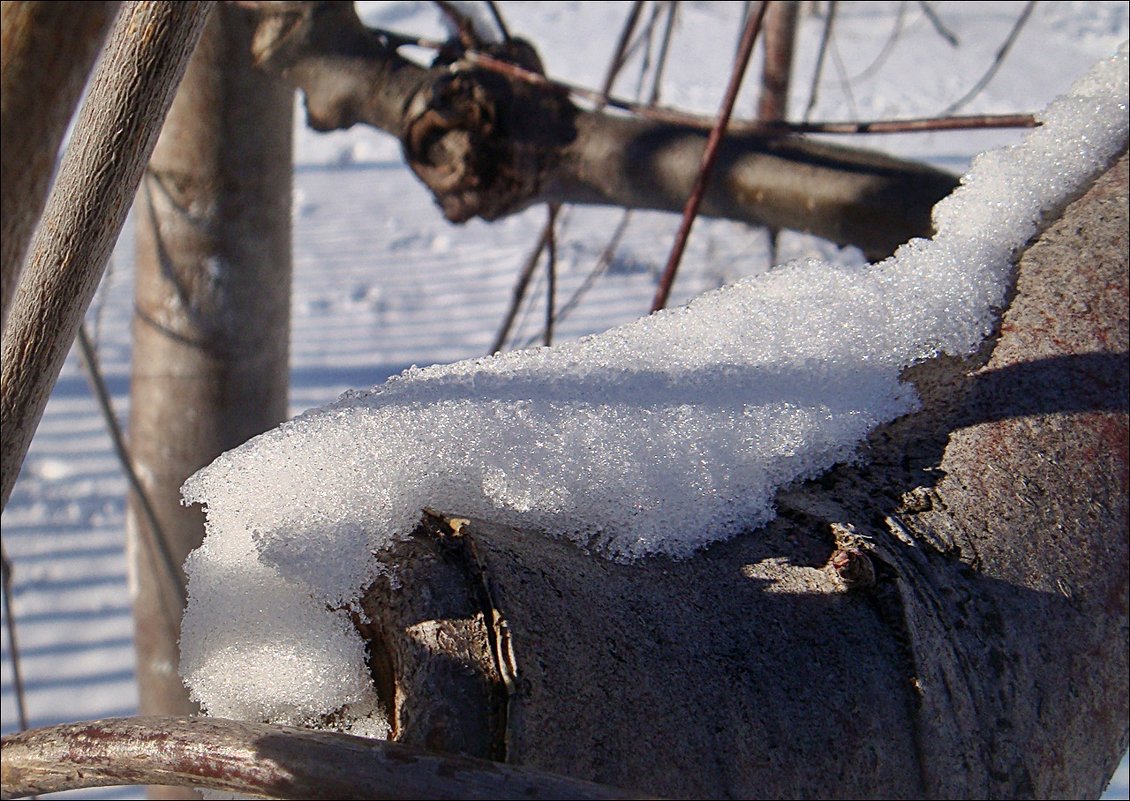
180,45,1128,731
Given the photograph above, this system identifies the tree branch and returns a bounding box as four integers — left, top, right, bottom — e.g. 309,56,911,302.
0,1,120,334
0,1,212,511
243,1,959,259
0,1,211,512
0,716,650,800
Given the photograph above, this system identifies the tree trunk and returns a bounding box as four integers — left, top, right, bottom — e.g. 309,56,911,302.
0,1,211,512
353,151,1128,799
127,4,293,798
0,0,119,334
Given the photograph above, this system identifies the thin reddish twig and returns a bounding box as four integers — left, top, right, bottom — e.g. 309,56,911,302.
650,0,770,313
462,49,1036,134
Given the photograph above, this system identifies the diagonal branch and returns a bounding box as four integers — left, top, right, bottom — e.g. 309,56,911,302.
0,1,212,512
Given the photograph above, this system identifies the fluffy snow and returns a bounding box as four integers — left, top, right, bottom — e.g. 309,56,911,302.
178,43,1128,731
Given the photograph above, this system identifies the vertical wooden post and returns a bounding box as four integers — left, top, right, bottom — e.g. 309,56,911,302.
127,5,293,797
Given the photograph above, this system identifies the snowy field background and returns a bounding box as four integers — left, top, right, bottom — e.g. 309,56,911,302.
2,1,1128,797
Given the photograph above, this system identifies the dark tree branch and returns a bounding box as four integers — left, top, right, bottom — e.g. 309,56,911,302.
0,716,650,800
242,1,959,259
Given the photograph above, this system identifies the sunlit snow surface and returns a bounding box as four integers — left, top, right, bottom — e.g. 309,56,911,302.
179,45,1128,729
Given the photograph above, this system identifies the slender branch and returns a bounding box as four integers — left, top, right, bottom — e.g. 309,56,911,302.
544,204,559,346
647,1,679,106
650,1,768,312
599,0,646,105
942,0,1036,116
485,0,510,42
0,1,212,511
0,544,30,732
0,716,652,800
803,0,838,121
462,43,1036,135
522,211,635,348
491,224,553,354
917,0,959,47
75,324,186,614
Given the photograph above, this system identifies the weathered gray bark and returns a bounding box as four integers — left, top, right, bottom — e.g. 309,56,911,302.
243,1,957,260
0,0,119,334
0,1,211,512
126,4,293,798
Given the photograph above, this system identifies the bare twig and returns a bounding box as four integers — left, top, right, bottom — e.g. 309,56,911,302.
917,1,959,47
650,1,769,312
803,0,838,121
522,211,635,348
491,225,553,354
485,0,511,42
0,716,651,800
842,0,906,84
599,0,646,105
647,1,679,106
452,44,1038,136
942,0,1036,116
0,544,29,732
75,324,186,615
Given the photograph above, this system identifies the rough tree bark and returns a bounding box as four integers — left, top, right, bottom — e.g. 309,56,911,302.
126,3,293,798
0,1,211,512
0,0,119,334
241,0,958,260
2,151,1124,801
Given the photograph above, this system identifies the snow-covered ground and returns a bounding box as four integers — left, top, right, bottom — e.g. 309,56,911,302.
2,2,1128,797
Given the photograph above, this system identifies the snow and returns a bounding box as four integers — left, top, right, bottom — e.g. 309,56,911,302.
3,3,1128,798
179,28,1128,743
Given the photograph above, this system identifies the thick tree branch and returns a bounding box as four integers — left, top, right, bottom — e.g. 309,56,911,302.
244,1,959,259
0,716,649,800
